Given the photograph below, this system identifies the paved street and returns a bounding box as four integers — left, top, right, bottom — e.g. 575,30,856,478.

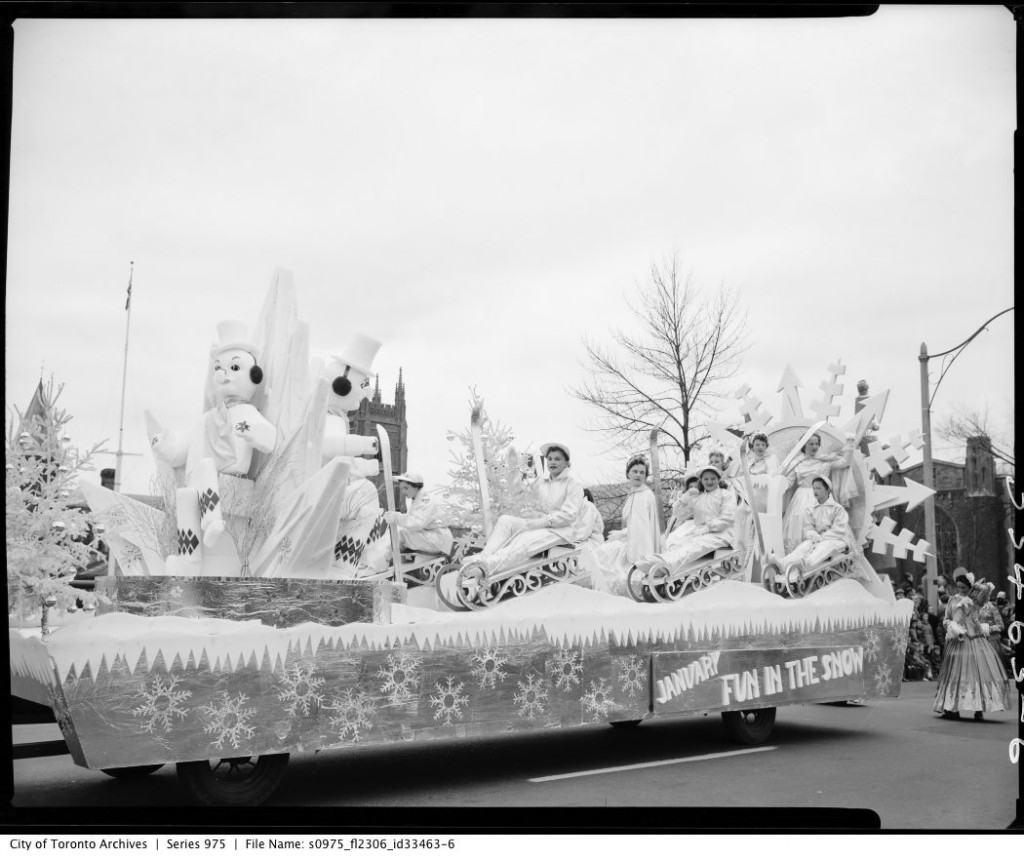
8,681,1018,829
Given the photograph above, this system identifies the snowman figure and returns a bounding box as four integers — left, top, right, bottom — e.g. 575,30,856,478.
147,320,278,575
319,334,390,575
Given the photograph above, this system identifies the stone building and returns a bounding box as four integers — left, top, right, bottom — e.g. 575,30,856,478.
350,370,409,501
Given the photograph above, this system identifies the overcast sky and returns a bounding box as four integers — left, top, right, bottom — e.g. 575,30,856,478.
4,8,1015,495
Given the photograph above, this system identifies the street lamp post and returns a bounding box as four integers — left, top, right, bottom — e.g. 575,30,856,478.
918,306,1013,611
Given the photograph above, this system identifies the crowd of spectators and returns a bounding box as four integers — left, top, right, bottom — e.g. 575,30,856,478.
897,573,1015,682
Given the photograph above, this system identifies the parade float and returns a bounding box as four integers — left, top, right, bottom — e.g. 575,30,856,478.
8,271,925,806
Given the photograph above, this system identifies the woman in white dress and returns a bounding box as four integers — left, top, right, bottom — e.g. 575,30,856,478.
778,475,854,578
583,455,659,596
664,473,699,548
746,433,779,513
635,465,736,573
780,432,855,555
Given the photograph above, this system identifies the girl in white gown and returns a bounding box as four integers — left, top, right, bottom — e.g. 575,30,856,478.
583,455,659,596
635,466,736,573
664,473,699,548
778,475,854,578
780,432,855,555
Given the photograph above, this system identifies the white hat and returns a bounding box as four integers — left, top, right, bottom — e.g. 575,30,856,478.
331,333,382,377
540,442,571,459
212,320,259,359
394,471,424,485
996,591,1007,600
811,474,833,491
698,465,722,480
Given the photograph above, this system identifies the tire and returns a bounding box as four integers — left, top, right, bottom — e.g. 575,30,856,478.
176,754,289,806
608,719,643,729
721,707,776,745
101,764,164,779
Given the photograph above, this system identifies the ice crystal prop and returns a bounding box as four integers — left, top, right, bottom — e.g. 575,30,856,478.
445,390,539,532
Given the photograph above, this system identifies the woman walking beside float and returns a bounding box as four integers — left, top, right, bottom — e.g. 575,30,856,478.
933,571,1011,721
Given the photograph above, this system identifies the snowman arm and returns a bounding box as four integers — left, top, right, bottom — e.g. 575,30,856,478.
351,458,380,479
231,406,277,454
322,434,379,459
150,428,190,467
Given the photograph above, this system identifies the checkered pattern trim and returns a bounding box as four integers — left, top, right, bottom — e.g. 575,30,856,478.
177,528,200,556
198,488,220,517
334,534,365,564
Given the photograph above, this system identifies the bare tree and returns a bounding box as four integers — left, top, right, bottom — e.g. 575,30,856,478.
936,401,1014,472
572,254,749,473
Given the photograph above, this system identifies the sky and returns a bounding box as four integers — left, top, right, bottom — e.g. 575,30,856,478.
4,7,1015,495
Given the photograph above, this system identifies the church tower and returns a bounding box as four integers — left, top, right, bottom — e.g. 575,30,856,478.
351,368,409,496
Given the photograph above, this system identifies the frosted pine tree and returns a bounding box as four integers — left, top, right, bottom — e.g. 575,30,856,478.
444,390,538,534
6,380,104,634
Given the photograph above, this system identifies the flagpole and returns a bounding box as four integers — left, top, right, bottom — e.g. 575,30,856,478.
114,261,134,494
107,261,134,577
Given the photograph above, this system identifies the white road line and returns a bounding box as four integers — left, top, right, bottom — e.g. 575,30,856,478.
528,746,777,783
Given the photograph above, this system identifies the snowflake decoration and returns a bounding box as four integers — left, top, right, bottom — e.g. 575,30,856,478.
132,674,192,733
890,625,909,658
429,676,469,727
513,673,549,721
377,652,423,706
275,663,325,717
863,628,882,663
326,688,377,743
547,649,584,691
235,420,251,434
873,660,894,696
580,678,618,722
470,647,509,690
120,543,143,569
616,656,646,699
199,691,258,750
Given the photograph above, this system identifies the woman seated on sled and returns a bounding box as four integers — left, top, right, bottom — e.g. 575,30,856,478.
468,442,592,575
664,472,700,548
780,431,855,555
634,465,736,574
384,471,454,557
583,455,659,596
776,475,854,579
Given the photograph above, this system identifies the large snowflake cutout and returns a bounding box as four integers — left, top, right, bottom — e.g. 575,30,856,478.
199,691,258,750
132,674,192,733
513,673,549,721
616,656,646,699
326,688,377,743
547,649,584,691
377,652,422,706
275,663,325,717
470,647,509,690
580,678,618,722
429,676,469,727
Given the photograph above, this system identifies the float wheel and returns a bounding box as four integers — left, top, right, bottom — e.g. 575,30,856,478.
721,707,776,745
176,754,289,806
101,764,163,779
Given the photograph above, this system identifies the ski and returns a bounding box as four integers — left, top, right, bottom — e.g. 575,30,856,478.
471,403,493,538
649,426,664,553
375,424,403,582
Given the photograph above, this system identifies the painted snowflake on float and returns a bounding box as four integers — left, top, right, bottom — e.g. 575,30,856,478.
615,656,646,699
547,648,584,692
377,652,422,706
429,676,470,727
863,628,882,663
873,661,894,697
513,673,549,721
717,361,936,565
470,647,509,689
326,688,376,743
275,663,325,717
890,625,910,658
199,691,258,750
580,678,618,722
132,674,192,733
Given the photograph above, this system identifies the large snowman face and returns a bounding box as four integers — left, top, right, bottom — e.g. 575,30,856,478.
212,350,260,403
324,359,371,413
